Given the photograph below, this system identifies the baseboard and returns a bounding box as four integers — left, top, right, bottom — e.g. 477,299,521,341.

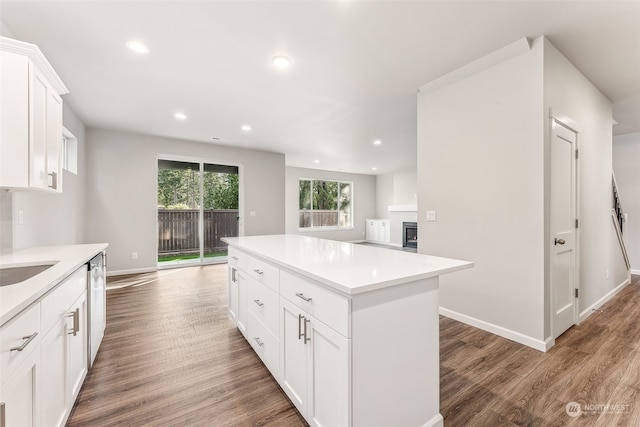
348,239,367,243
439,307,548,352
631,269,640,275
422,413,443,427
578,277,631,323
107,267,157,277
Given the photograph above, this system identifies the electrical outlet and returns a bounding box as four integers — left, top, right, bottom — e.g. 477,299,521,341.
132,252,138,260
18,210,24,224
250,211,256,217
426,211,436,222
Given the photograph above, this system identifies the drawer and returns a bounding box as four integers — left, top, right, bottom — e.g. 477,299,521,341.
248,312,279,380
280,270,349,337
228,246,246,271
41,265,87,335
247,275,279,337
1,302,41,385
246,255,279,293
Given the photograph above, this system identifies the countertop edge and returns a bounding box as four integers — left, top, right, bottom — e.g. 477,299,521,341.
0,243,108,326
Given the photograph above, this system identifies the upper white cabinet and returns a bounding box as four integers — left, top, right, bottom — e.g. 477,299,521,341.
0,36,68,192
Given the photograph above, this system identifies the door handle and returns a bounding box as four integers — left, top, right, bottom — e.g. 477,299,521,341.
554,238,566,245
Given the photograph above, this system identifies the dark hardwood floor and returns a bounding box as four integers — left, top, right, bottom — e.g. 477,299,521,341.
67,267,640,426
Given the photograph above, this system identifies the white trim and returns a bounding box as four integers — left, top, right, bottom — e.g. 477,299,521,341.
107,266,157,277
578,277,631,323
439,307,549,352
419,37,531,94
549,109,581,133
422,413,443,427
0,36,69,95
387,205,417,212
631,269,640,275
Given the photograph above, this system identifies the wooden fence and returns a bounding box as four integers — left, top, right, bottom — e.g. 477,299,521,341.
158,209,238,255
299,210,350,228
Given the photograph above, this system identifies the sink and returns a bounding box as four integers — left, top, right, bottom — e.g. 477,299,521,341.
0,262,58,287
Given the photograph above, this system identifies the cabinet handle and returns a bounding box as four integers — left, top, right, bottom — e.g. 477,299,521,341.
10,332,38,352
304,318,311,344
67,308,79,336
298,314,304,340
253,269,264,275
231,267,237,283
295,293,312,302
253,299,264,307
1,402,4,427
48,171,58,190
254,337,264,347
232,256,239,261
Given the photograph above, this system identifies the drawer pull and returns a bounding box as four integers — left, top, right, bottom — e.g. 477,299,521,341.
298,314,304,340
232,256,239,261
295,293,312,302
253,269,264,275
254,337,264,347
304,318,311,344
10,332,38,352
67,308,79,336
253,299,264,307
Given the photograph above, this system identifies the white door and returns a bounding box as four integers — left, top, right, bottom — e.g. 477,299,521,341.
279,298,307,415
0,348,39,427
237,272,248,338
67,292,88,404
551,118,578,338
307,316,350,427
39,318,68,427
228,266,238,325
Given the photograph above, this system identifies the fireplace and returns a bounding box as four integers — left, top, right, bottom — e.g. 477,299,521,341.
402,222,418,249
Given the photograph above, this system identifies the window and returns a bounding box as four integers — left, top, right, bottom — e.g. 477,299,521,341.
299,179,352,229
62,127,78,174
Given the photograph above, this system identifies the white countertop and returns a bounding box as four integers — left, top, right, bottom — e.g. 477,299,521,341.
0,243,108,326
223,235,472,296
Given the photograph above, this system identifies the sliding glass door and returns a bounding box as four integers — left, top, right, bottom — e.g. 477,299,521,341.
157,159,239,267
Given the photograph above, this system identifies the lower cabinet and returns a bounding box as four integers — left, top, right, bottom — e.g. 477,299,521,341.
280,298,350,427
0,344,39,427
228,265,248,338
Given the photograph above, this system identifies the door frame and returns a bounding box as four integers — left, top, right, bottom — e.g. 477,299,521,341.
548,109,581,341
156,153,244,268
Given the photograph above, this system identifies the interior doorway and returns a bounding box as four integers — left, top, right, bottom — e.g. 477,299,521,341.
157,159,240,267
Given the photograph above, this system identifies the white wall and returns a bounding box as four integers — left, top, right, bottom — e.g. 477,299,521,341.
543,39,628,324
418,38,546,346
375,173,394,219
285,166,375,242
613,132,640,273
393,168,417,206
11,103,87,249
417,36,626,350
86,128,285,274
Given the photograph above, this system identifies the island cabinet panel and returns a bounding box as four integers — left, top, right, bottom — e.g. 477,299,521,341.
224,235,471,427
0,347,39,427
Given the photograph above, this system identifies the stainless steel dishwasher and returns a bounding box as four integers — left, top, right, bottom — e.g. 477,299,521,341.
88,251,106,367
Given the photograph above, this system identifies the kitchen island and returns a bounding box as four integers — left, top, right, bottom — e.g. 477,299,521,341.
223,234,472,427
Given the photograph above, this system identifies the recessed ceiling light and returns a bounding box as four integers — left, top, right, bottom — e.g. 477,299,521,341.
126,41,150,54
373,140,382,146
271,55,292,68
174,112,187,120
372,167,378,171
313,159,320,164
241,125,252,132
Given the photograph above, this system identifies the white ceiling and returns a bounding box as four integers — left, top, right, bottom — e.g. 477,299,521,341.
1,1,639,175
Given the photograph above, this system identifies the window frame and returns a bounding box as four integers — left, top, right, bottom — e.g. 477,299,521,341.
298,178,354,231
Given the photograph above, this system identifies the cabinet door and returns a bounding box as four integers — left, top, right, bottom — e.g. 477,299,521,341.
30,68,49,190
67,292,87,404
307,316,350,427
38,318,67,427
228,266,239,325
279,298,307,415
45,89,63,192
237,271,248,338
0,346,38,427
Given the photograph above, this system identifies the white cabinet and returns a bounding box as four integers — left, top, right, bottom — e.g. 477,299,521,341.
0,303,41,427
365,219,390,243
280,298,349,427
0,37,68,192
38,265,88,427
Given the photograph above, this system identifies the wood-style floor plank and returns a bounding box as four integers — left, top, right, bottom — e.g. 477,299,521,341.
67,269,639,426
